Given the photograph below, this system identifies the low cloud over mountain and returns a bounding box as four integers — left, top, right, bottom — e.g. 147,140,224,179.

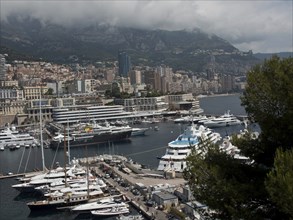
1,1,292,53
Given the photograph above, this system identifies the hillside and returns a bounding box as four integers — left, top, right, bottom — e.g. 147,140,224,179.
253,52,292,60
0,16,259,73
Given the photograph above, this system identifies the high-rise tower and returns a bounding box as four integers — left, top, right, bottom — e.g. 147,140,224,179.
0,54,7,81
118,51,131,77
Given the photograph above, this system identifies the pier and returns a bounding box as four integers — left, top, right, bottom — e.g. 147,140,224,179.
92,164,170,220
82,155,186,220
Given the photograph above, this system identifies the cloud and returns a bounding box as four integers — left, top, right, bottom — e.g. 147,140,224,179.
1,0,292,53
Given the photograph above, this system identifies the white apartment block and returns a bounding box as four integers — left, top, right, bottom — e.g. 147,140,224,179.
116,96,168,112
23,86,49,100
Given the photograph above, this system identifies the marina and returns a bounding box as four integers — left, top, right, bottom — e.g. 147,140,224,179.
0,94,254,220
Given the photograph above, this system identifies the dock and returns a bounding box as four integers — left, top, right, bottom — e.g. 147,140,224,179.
86,156,186,220
92,165,169,220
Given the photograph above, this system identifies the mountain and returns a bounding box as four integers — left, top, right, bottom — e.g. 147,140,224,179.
253,52,292,60
0,16,259,73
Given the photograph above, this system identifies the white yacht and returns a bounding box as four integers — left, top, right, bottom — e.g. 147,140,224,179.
0,126,39,149
200,110,242,128
72,197,127,212
27,190,102,210
91,205,130,217
219,129,259,164
116,215,144,220
157,124,222,172
12,165,86,193
44,183,104,198
174,115,209,124
131,127,149,136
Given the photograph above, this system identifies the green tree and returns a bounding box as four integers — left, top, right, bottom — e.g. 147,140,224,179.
185,137,270,219
241,56,293,166
104,89,112,98
45,88,54,95
111,83,121,98
265,148,293,218
184,56,293,219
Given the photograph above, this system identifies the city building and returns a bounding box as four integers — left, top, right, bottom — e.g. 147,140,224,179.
220,74,235,92
0,54,7,81
115,96,168,112
118,51,131,77
26,98,54,123
51,105,133,124
104,69,115,82
65,79,92,94
152,191,179,209
23,86,49,100
129,70,142,85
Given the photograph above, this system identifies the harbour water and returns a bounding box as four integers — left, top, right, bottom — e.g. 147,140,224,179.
0,94,249,220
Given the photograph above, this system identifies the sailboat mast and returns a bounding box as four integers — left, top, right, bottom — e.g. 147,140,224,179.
67,119,71,165
39,87,45,171
86,145,89,198
63,125,68,186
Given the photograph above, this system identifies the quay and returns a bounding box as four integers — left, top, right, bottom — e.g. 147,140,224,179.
80,155,186,220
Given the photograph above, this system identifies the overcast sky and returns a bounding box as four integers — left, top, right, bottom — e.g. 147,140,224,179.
1,0,292,53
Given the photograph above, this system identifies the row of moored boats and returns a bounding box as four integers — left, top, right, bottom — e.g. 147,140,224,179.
158,111,254,172
0,121,150,151
174,110,243,127
11,159,140,218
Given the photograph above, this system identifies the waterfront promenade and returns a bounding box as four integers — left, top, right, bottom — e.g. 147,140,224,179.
85,156,186,220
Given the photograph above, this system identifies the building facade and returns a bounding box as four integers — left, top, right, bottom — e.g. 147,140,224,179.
118,51,131,77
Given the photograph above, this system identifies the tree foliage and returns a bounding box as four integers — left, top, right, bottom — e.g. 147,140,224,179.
184,56,293,219
241,56,293,165
45,88,54,95
265,148,293,218
184,140,271,219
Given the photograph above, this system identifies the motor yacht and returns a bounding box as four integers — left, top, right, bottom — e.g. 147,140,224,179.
157,123,221,172
91,205,130,216
72,197,127,212
200,110,242,128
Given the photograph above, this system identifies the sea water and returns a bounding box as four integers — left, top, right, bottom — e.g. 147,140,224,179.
0,94,248,220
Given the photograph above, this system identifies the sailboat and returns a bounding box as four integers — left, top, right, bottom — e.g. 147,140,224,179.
12,90,47,192
27,128,104,210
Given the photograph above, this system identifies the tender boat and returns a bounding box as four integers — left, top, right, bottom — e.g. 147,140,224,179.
131,127,149,136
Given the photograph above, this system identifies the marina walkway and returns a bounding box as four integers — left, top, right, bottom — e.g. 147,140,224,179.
92,162,185,220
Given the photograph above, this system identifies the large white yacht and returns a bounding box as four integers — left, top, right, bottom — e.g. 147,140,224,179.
72,197,127,212
157,124,222,172
199,110,242,128
0,126,39,149
91,205,130,217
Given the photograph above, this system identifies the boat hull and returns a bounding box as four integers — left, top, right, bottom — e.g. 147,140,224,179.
50,130,132,149
202,121,241,128
27,198,89,210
